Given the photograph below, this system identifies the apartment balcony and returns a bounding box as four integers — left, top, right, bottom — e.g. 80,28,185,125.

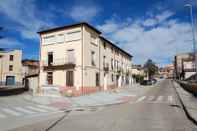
103,63,109,72
43,57,76,71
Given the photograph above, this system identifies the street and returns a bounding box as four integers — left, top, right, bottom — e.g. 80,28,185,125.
8,80,197,131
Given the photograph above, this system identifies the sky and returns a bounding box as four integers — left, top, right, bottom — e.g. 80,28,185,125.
0,0,197,67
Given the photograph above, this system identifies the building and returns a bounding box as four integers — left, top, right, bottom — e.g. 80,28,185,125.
22,59,39,77
174,52,195,79
22,59,39,94
131,65,145,76
159,64,174,78
0,49,22,86
38,22,133,96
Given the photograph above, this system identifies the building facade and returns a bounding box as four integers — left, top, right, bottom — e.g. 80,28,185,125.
174,52,195,79
0,50,22,86
38,22,132,96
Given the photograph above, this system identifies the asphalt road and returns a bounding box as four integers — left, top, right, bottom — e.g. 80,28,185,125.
7,80,197,131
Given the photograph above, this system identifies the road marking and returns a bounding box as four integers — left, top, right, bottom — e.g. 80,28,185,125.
148,96,155,101
14,107,36,114
1,108,21,116
26,106,48,112
168,96,173,102
136,96,146,102
156,96,163,101
36,105,57,111
0,112,7,118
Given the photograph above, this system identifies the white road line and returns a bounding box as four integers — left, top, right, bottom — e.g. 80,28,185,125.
168,96,173,102
148,96,155,101
14,107,36,114
156,96,163,101
0,112,7,118
1,108,22,116
36,105,57,111
136,96,146,102
26,106,48,113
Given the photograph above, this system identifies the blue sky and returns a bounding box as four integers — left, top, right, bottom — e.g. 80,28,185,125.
0,0,197,67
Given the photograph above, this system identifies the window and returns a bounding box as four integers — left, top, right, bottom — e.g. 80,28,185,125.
111,59,114,70
111,74,114,82
67,49,75,63
57,34,64,43
67,31,81,41
9,65,13,71
103,42,106,49
43,35,55,45
103,56,106,67
91,51,96,66
48,52,53,65
47,72,53,85
91,35,97,45
66,71,74,86
9,55,14,61
96,73,100,86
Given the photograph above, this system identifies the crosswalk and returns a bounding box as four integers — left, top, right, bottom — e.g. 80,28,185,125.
134,95,174,103
0,104,60,119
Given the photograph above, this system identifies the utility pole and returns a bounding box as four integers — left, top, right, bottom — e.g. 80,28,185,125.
185,4,197,80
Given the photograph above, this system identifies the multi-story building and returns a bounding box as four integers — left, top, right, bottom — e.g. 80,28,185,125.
159,64,174,78
38,22,132,96
0,49,22,86
22,59,39,77
174,52,196,79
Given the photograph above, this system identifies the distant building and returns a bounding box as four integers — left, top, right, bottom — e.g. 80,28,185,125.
174,52,195,79
22,59,39,94
22,59,39,77
131,65,145,76
38,22,133,96
159,64,174,78
0,50,22,86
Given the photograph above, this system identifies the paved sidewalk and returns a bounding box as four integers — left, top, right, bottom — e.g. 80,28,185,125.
23,84,154,110
174,81,197,123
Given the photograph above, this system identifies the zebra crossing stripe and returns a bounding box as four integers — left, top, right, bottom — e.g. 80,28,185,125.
36,105,57,111
14,107,36,114
168,96,173,102
26,106,48,112
1,108,22,116
156,96,163,101
148,96,155,101
0,112,7,118
136,96,146,102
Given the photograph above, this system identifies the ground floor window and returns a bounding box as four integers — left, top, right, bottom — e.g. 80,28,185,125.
47,72,53,85
6,76,15,85
66,71,74,86
96,72,100,86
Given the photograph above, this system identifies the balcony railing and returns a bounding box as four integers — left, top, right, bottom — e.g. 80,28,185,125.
42,57,76,70
103,63,109,72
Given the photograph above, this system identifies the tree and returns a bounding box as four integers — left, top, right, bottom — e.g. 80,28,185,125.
144,59,158,79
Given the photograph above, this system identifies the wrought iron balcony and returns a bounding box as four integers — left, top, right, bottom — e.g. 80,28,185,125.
103,63,109,72
42,57,76,70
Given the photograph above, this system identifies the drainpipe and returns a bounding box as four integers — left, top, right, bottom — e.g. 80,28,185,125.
81,26,84,95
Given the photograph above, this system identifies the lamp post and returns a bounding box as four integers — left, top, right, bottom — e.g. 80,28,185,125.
185,4,197,79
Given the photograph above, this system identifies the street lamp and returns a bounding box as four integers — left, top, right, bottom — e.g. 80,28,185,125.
185,4,197,80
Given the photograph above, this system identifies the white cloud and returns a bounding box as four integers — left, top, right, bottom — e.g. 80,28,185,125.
69,4,101,21
0,0,54,40
98,10,194,66
143,19,157,27
0,38,21,47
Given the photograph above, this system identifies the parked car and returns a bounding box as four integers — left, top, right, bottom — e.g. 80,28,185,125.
150,79,157,84
140,80,152,86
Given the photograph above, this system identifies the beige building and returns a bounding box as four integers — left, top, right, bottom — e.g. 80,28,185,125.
0,49,22,86
174,52,196,79
38,22,132,96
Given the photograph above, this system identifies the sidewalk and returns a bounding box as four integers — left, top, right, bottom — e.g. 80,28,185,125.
173,81,197,123
23,84,154,110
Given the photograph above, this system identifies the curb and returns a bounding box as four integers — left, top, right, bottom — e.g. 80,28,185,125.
172,80,197,125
